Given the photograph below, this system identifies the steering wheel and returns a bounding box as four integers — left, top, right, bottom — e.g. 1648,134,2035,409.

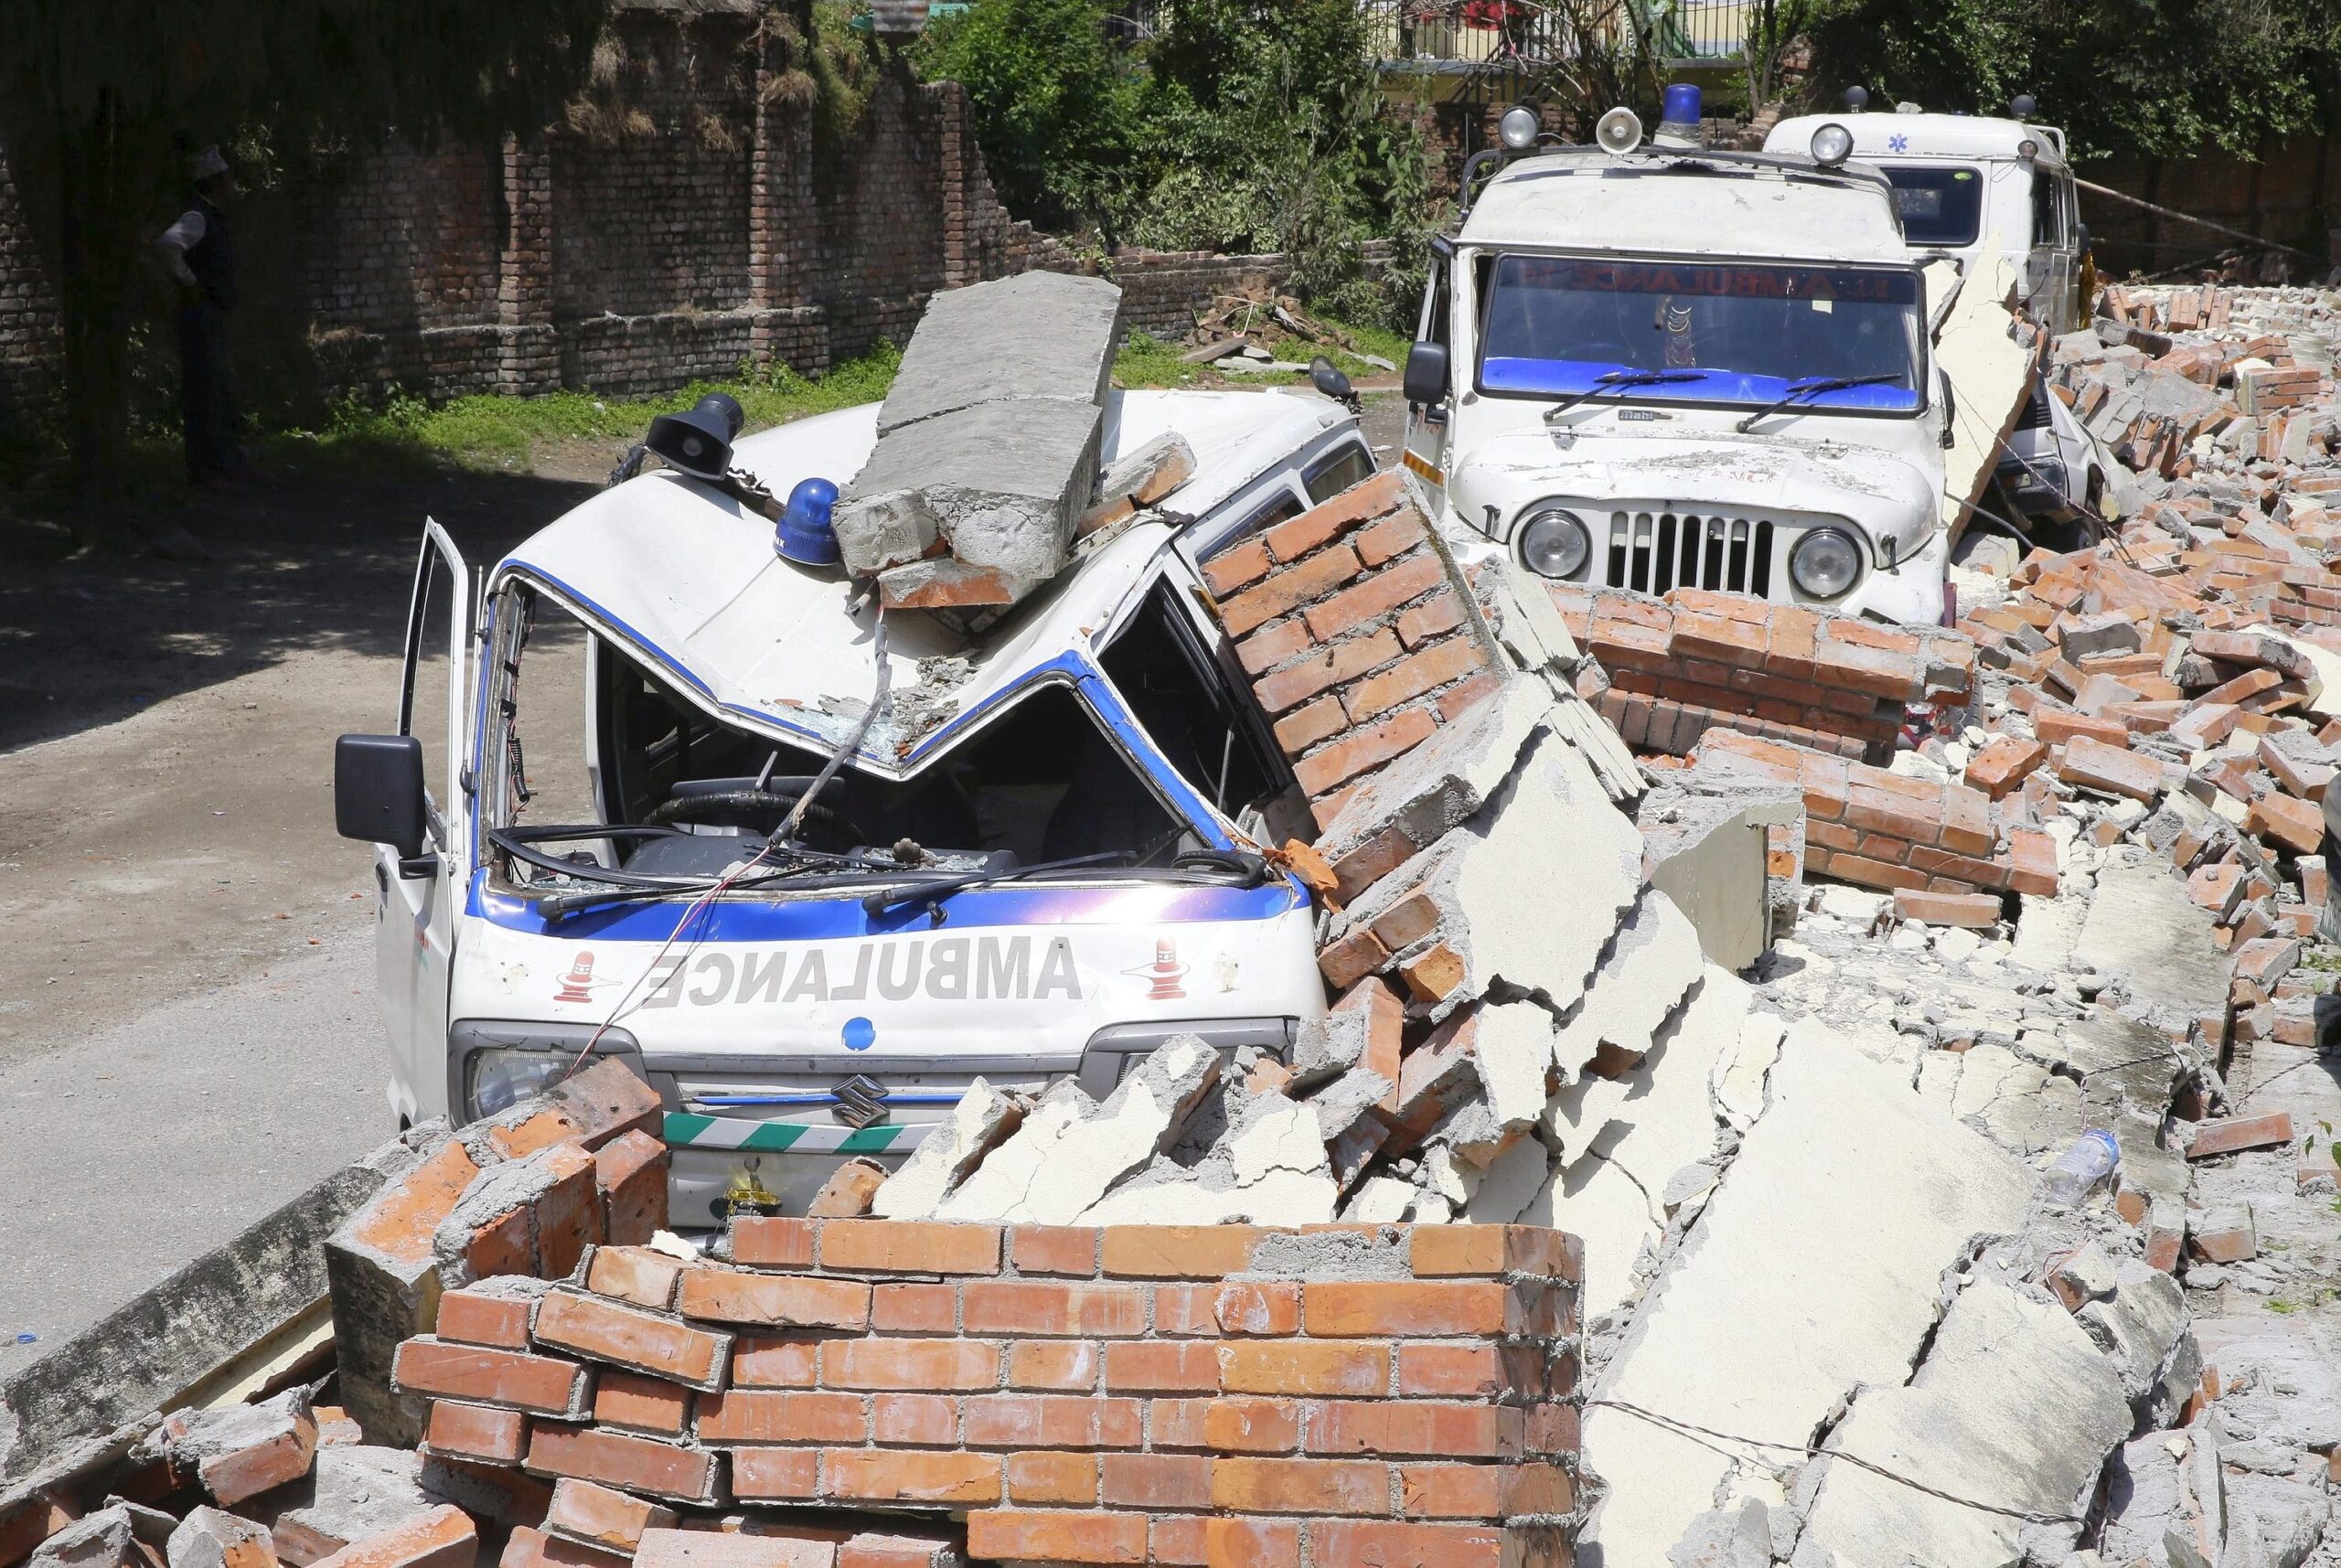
644,787,867,848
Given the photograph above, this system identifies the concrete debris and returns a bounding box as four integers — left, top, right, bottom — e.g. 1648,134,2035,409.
165,1509,276,1568
834,272,1123,609
147,1390,318,1509
868,1077,1024,1220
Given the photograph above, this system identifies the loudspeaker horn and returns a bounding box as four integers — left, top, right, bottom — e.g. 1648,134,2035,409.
1595,108,1643,155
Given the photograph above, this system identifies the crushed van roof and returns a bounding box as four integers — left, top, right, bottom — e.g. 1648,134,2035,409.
490,389,1347,780
1460,147,1910,265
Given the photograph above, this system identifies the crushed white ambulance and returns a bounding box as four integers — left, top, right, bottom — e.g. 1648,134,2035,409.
335,388,1374,1221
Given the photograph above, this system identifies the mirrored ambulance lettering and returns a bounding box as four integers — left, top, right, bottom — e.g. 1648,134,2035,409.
640,933,1084,1008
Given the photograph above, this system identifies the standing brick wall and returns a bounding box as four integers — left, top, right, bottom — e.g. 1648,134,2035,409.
392,1218,1583,1566
0,150,59,429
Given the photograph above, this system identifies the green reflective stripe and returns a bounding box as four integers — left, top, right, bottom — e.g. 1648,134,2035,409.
664,1113,716,1145
667,1112,916,1155
839,1125,908,1153
737,1121,809,1152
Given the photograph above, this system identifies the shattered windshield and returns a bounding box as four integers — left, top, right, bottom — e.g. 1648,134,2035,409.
1478,255,1924,413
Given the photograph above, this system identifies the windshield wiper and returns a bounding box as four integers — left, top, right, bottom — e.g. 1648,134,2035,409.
1734,373,1904,432
1544,368,1710,421
531,848,895,919
861,852,1138,921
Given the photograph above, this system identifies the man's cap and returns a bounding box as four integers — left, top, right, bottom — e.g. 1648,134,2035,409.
187,145,229,181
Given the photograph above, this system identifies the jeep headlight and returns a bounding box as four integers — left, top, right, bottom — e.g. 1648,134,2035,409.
452,1020,648,1121
1788,527,1863,599
1517,506,1591,579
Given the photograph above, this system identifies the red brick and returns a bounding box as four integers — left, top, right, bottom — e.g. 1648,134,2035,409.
1004,1452,1096,1506
962,1394,1142,1450
961,1281,1146,1337
1307,1401,1513,1458
826,1339,1001,1392
1357,510,1428,568
533,1289,727,1389
312,1505,476,1568
486,1060,661,1157
1202,1398,1299,1453
1210,1456,1389,1515
465,1206,534,1281
1102,1341,1222,1393
818,1220,1002,1275
1007,1225,1098,1276
727,1218,814,1269
1316,926,1391,991
1203,1519,1299,1568
501,1525,629,1568
533,1147,604,1281
726,1449,819,1501
1255,629,1403,713
1395,1344,1502,1398
1235,618,1313,676
1408,1227,1578,1280
2033,706,2133,748
2187,1112,2294,1158
2250,792,2325,853
437,1289,535,1351
1217,1341,1388,1397
870,1392,957,1446
1396,942,1467,1002
1099,1453,1212,1510
965,1512,1146,1567
1149,1516,1211,1568
1219,546,1364,638
1200,539,1271,598
1008,1340,1100,1392
1213,1282,1300,1337
696,1390,866,1445
1307,1521,1502,1568
593,1372,691,1436
2060,736,2165,802
1893,889,2003,928
583,1247,685,1312
543,1478,678,1555
1148,1398,1213,1451
675,1272,870,1331
426,1399,528,1465
871,1284,957,1334
2004,827,2058,896
821,1450,999,1507
523,1427,720,1505
1397,1464,1502,1520
1395,592,1466,648
835,1536,962,1568
1342,640,1490,725
393,1339,590,1418
593,1131,668,1247
1273,697,1347,753
1099,1226,1266,1278
1302,1281,1512,1337
731,1337,818,1388
1301,553,1448,644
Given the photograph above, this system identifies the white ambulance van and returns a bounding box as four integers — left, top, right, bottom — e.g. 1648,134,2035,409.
335,388,1374,1221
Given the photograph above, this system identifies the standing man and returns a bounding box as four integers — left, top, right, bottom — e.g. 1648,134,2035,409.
155,145,246,487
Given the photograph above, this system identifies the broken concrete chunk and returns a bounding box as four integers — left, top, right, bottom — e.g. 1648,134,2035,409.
166,1510,277,1568
31,1510,138,1568
1552,890,1706,1079
466,1059,663,1163
324,1128,476,1446
1096,432,1195,511
432,1141,602,1288
1314,676,1555,871
306,1505,474,1568
2098,1419,2223,1568
273,1447,448,1568
872,1077,1025,1220
805,1157,888,1218
932,1079,1093,1222
989,1035,1221,1223
871,270,1121,435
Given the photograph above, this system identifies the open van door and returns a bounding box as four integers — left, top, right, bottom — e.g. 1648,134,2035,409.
1399,241,1455,516
372,520,475,1124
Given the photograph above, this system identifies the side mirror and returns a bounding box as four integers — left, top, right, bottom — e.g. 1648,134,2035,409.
337,733,430,863
1403,341,1450,407
1309,356,1353,404
2074,222,2090,254
1938,369,1958,449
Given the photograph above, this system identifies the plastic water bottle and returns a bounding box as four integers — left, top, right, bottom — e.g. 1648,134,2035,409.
2040,1129,2121,1209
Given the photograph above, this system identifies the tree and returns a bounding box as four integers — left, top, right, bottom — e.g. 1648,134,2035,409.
0,0,612,509
1805,0,2333,162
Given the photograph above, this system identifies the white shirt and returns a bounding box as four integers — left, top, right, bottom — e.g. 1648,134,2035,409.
156,208,208,287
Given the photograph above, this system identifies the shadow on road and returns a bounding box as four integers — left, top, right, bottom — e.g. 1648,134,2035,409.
0,456,597,754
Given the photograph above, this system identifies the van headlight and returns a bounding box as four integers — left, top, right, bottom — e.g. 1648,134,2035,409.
1788,527,1863,599
452,1020,647,1121
1517,507,1591,579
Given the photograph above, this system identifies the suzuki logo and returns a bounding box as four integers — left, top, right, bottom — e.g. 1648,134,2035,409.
833,1074,890,1130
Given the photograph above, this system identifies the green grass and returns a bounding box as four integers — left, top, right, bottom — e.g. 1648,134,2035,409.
1108,318,1412,392
2268,1297,2298,1313
282,343,907,470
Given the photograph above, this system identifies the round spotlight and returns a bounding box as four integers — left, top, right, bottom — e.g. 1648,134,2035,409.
1517,507,1591,580
1809,122,1855,168
1499,106,1540,151
1789,528,1863,599
2016,137,2040,161
1595,106,1644,155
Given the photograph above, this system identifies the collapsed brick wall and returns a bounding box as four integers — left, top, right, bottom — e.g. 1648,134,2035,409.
393,1220,1582,1567
1549,583,1976,764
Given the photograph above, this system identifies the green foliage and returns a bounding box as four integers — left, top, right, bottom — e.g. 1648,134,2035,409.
1109,322,1408,389
1805,0,2333,161
918,0,1431,328
305,343,905,468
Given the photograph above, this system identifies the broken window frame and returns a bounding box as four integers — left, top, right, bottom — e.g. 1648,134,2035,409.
473,567,1275,902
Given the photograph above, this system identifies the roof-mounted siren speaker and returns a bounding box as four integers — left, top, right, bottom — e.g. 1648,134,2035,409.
2010,93,2036,120
1595,107,1643,155
647,392,744,480
1844,85,1870,112
1652,83,1702,148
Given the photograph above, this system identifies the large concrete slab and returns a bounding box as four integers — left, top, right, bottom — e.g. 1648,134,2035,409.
1579,1017,2035,1564
873,271,1122,435
2074,849,2231,1024
1789,1277,2131,1566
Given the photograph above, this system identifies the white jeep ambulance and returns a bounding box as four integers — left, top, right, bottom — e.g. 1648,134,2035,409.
1399,93,1954,625
336,388,1373,1221
1766,97,2110,538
